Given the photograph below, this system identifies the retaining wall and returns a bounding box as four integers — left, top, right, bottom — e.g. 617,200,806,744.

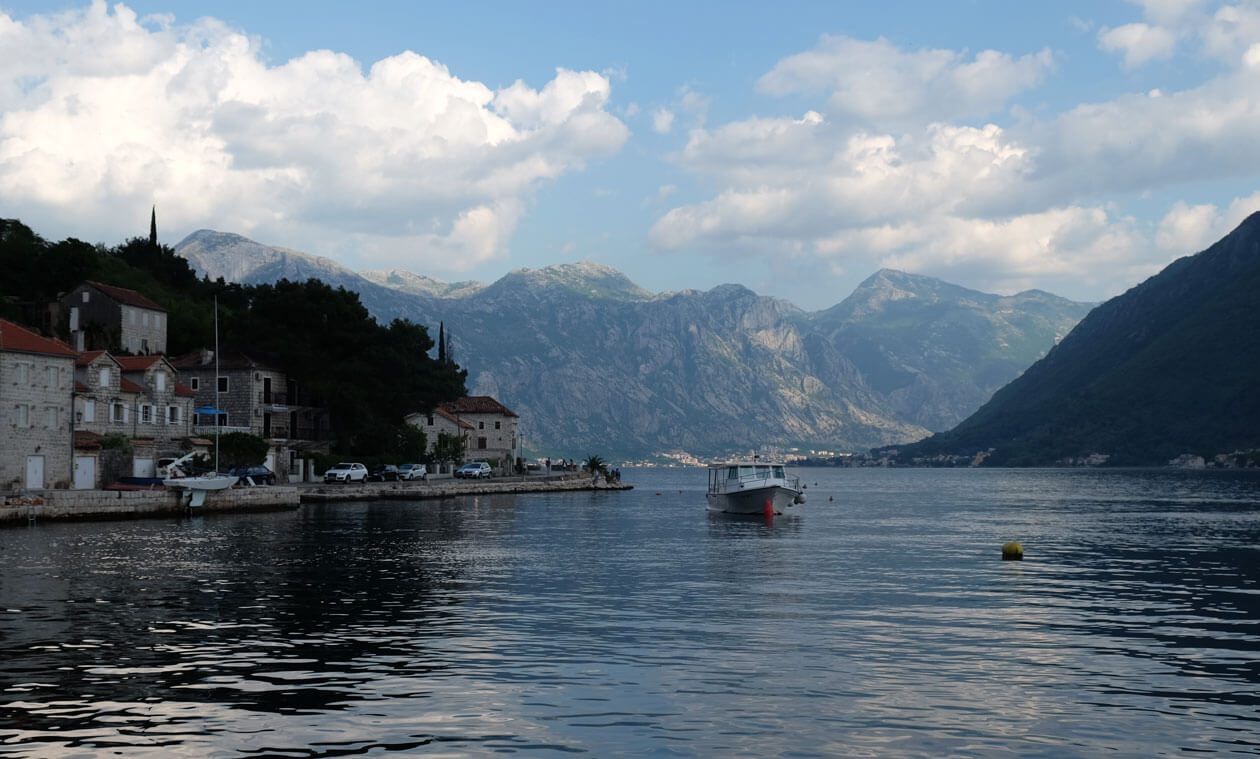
0,486,300,526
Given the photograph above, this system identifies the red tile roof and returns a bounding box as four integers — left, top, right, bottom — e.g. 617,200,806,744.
74,430,103,450
84,281,165,312
76,349,108,366
435,406,475,429
120,377,144,393
115,355,162,372
174,381,196,397
0,318,77,357
442,396,518,417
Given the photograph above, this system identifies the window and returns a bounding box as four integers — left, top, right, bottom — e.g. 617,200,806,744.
140,338,149,354
83,399,95,423
478,421,484,430
140,404,152,424
142,312,149,327
82,291,90,303
478,437,487,449
46,366,59,386
427,414,434,425
15,362,29,384
129,308,136,324
167,406,181,425
45,407,58,429
190,377,199,391
155,372,166,391
15,404,29,427
495,421,501,430
100,367,111,387
154,314,161,329
111,403,126,423
218,377,228,393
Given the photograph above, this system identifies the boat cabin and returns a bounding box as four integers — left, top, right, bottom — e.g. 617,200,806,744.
707,462,791,494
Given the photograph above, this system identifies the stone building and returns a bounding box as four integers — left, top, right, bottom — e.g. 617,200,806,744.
406,396,519,474
115,355,195,450
170,348,329,481
1,318,77,490
404,406,474,473
61,281,167,355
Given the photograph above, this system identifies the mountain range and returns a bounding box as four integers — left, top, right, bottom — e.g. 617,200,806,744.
887,212,1260,466
175,230,1091,461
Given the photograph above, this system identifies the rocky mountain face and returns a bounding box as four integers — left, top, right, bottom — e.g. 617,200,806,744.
894,212,1260,466
174,230,1091,460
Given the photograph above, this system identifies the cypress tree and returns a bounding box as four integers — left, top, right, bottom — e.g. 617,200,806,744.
149,205,157,247
438,322,446,364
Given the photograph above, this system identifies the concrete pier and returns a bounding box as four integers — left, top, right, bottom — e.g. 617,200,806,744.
1,475,631,527
299,474,632,503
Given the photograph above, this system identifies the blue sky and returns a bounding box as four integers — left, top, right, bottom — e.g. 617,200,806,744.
3,1,1260,309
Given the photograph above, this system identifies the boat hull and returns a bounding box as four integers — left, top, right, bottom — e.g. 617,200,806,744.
706,485,800,515
163,475,236,491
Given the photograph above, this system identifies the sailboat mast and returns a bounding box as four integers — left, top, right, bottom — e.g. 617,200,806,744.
214,297,220,473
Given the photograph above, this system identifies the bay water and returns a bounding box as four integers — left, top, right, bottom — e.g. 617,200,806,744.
1,467,1258,757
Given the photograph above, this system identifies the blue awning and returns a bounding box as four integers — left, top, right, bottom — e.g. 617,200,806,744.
194,406,226,415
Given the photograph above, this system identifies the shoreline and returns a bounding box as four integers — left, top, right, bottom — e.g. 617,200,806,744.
0,474,632,527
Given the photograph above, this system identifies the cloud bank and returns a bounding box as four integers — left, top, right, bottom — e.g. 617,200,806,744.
0,1,627,270
651,3,1260,300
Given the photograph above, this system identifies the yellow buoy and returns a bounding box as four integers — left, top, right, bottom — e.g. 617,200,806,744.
1002,541,1024,560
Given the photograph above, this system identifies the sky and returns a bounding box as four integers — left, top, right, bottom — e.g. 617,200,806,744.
3,1,1260,310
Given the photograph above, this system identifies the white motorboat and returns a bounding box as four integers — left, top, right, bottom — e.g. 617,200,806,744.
706,459,805,515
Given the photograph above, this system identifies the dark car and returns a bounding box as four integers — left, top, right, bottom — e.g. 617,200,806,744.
229,465,276,486
368,464,399,482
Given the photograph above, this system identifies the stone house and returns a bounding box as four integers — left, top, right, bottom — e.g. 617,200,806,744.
407,396,519,474
170,348,329,481
404,406,474,473
1,318,77,490
61,281,168,355
115,355,195,450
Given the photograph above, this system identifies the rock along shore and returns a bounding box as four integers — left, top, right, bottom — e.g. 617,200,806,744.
0,475,631,527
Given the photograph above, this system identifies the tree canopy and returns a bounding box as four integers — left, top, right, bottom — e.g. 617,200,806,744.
0,217,467,456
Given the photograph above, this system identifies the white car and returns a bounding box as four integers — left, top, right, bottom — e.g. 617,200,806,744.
398,463,428,481
324,462,368,483
455,461,492,479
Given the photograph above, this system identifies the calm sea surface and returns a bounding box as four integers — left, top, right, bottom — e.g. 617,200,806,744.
2,467,1259,758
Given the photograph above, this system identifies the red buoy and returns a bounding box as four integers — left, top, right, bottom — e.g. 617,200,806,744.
763,498,774,520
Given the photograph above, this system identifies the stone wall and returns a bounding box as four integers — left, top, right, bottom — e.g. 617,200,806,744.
0,486,299,526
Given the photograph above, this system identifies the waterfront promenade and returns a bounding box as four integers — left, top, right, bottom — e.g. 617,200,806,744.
0,473,631,526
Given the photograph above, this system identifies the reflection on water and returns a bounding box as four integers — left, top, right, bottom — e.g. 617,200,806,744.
1,468,1259,757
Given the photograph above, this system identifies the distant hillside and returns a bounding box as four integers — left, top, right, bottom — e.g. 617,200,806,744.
174,231,1090,461
890,212,1260,466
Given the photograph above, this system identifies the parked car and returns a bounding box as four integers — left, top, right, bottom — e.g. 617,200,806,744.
454,461,492,479
324,462,368,483
229,465,277,486
368,464,399,482
398,463,427,481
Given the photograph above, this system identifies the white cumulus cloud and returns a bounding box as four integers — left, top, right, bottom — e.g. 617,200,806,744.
0,1,628,271
1098,22,1178,67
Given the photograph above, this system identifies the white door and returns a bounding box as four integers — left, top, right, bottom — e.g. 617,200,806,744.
133,457,155,477
73,456,96,489
25,456,45,489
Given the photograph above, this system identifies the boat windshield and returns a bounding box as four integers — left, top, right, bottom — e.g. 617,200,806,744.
773,465,785,478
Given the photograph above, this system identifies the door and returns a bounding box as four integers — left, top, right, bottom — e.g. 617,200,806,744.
25,456,45,489
73,456,96,489
133,457,154,477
